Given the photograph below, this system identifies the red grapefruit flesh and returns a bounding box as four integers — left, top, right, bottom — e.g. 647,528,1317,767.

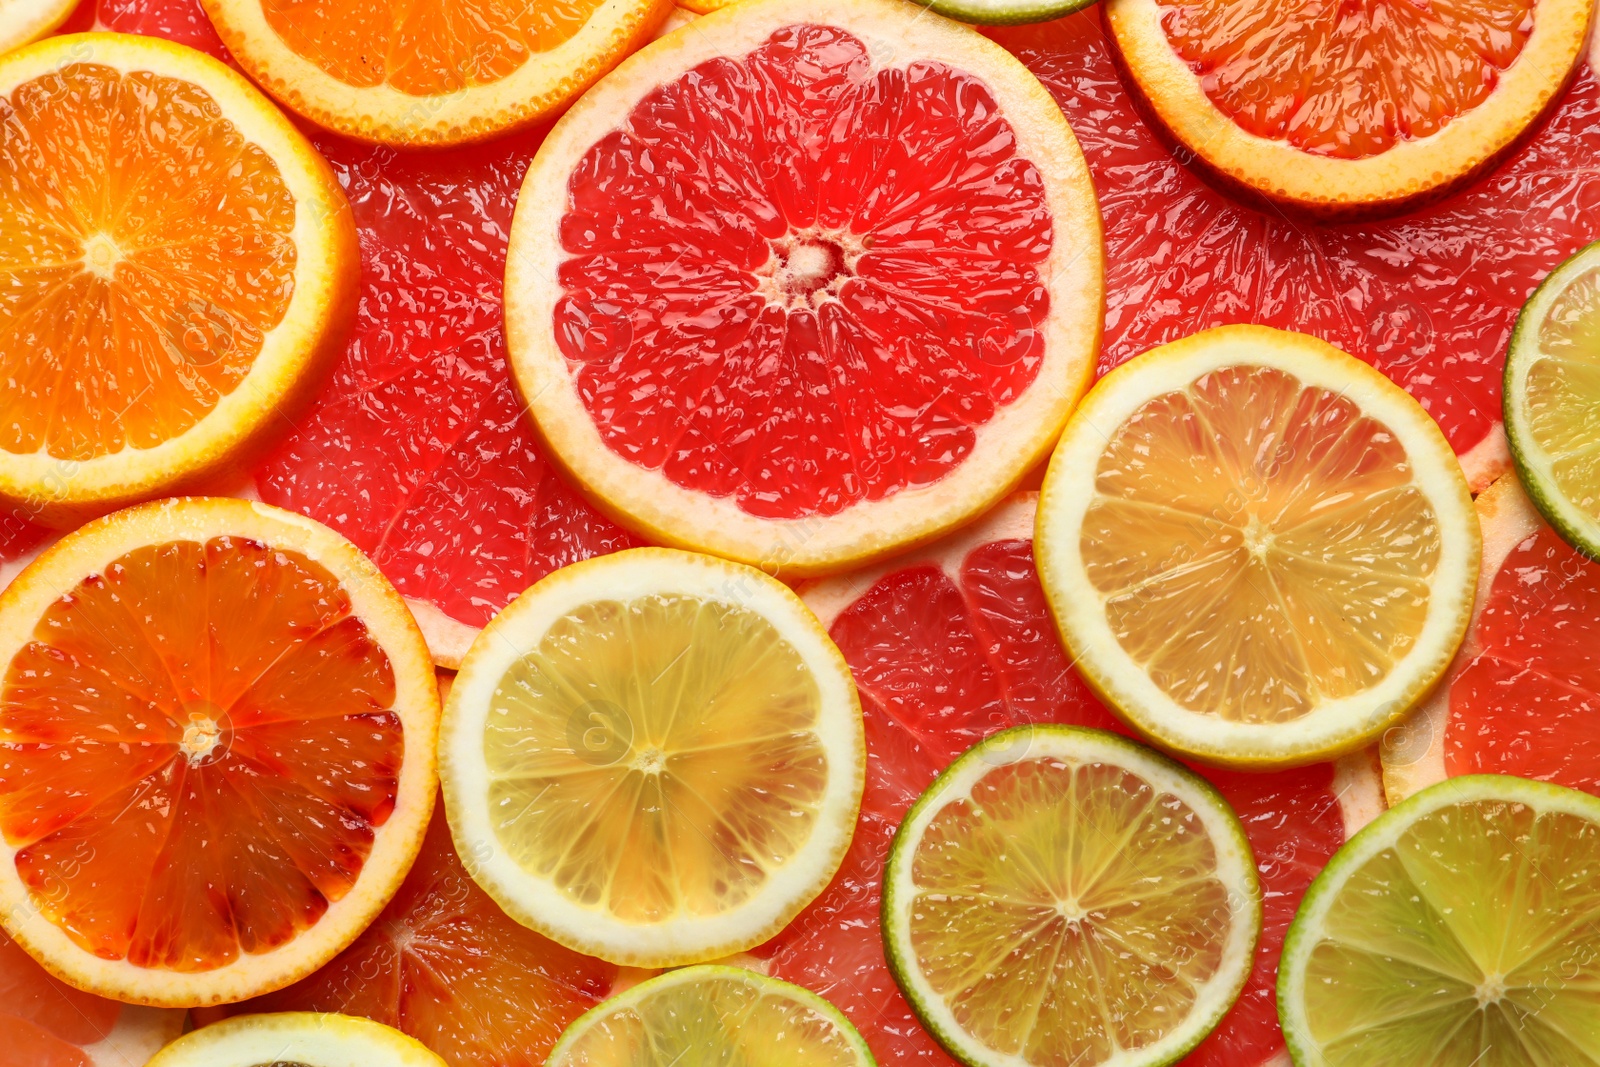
780,496,1376,1067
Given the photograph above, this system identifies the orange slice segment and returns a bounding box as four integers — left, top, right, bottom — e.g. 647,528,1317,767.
0,497,439,1008
0,33,357,526
1105,0,1591,215
201,0,673,145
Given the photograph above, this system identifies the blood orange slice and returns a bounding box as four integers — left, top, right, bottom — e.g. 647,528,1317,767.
0,497,438,1006
1105,0,1592,216
505,0,1103,575
1383,471,1600,802
760,493,1382,1067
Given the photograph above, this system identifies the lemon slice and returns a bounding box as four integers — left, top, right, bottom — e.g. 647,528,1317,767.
883,725,1261,1067
1036,324,1480,768
440,547,865,967
547,965,874,1066
1279,774,1600,1066
149,1013,446,1067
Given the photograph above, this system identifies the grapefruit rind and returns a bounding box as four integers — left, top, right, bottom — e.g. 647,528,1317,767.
1036,325,1480,770
199,0,674,146
1104,0,1592,216
547,965,876,1066
0,0,76,57
1277,773,1600,1067
149,1012,447,1067
0,34,359,527
0,497,440,1007
504,0,1103,577
440,547,865,968
914,0,1098,28
1504,238,1600,562
78,1006,186,1067
882,724,1262,1067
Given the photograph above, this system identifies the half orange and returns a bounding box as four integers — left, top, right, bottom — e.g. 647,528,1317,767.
0,497,439,1007
0,33,358,526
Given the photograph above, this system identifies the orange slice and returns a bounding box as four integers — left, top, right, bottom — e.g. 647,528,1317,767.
0,0,75,58
0,497,439,1007
1105,0,1592,216
0,33,358,527
200,0,673,146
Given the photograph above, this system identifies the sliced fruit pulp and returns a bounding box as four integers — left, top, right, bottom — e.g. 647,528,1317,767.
1522,261,1600,518
1153,0,1535,159
0,62,295,461
261,0,606,95
1,926,120,1067
557,24,1054,521
762,536,1346,1067
484,592,828,920
0,536,401,971
1085,363,1440,722
1299,791,1600,1064
1448,524,1600,794
213,797,620,1067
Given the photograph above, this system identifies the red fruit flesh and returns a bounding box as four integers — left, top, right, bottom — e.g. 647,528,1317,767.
0,927,120,1067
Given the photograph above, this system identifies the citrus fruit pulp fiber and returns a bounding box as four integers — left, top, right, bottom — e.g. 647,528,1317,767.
505,0,1105,575
1383,472,1600,802
1279,774,1600,1066
547,965,874,1067
760,493,1383,1067
200,0,671,146
1104,0,1592,216
154,1012,447,1067
0,31,358,527
0,927,181,1067
1037,325,1479,769
882,725,1263,1067
441,547,865,968
0,496,439,1007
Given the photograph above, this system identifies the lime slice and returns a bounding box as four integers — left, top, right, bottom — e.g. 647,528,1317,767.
440,547,865,968
1505,238,1600,561
149,1013,446,1067
1279,774,1600,1066
547,965,875,1066
914,0,1097,27
882,724,1261,1067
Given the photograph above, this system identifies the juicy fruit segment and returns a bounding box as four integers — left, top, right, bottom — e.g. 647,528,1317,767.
0,534,400,970
221,801,620,1067
0,60,293,460
1281,777,1600,1066
1084,364,1438,721
2,927,116,1067
1154,0,1535,159
548,966,872,1067
554,25,1052,521
262,0,605,95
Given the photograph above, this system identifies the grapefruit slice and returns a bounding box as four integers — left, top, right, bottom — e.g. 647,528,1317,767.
441,548,864,967
1382,472,1600,803
0,0,75,55
0,32,358,527
766,493,1382,1067
1105,0,1592,216
0,496,438,1007
505,0,1103,575
154,1013,446,1067
200,0,672,146
1036,325,1480,768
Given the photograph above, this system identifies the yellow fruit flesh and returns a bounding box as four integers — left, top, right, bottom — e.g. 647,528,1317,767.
1081,365,1440,723
483,593,829,923
1524,265,1600,520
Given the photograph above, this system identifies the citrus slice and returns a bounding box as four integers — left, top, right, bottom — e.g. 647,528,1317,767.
1382,472,1600,803
1104,0,1592,216
548,965,873,1066
151,1013,446,1067
504,0,1103,576
441,547,865,967
882,724,1262,1067
0,0,75,56
0,32,358,527
1505,237,1600,559
200,0,671,145
1279,773,1600,1066
1,927,182,1067
0,496,439,1007
1035,324,1480,768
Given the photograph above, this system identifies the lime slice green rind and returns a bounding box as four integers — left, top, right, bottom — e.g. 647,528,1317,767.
1505,238,1600,563
1278,773,1600,1067
882,724,1262,1067
918,0,1098,27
